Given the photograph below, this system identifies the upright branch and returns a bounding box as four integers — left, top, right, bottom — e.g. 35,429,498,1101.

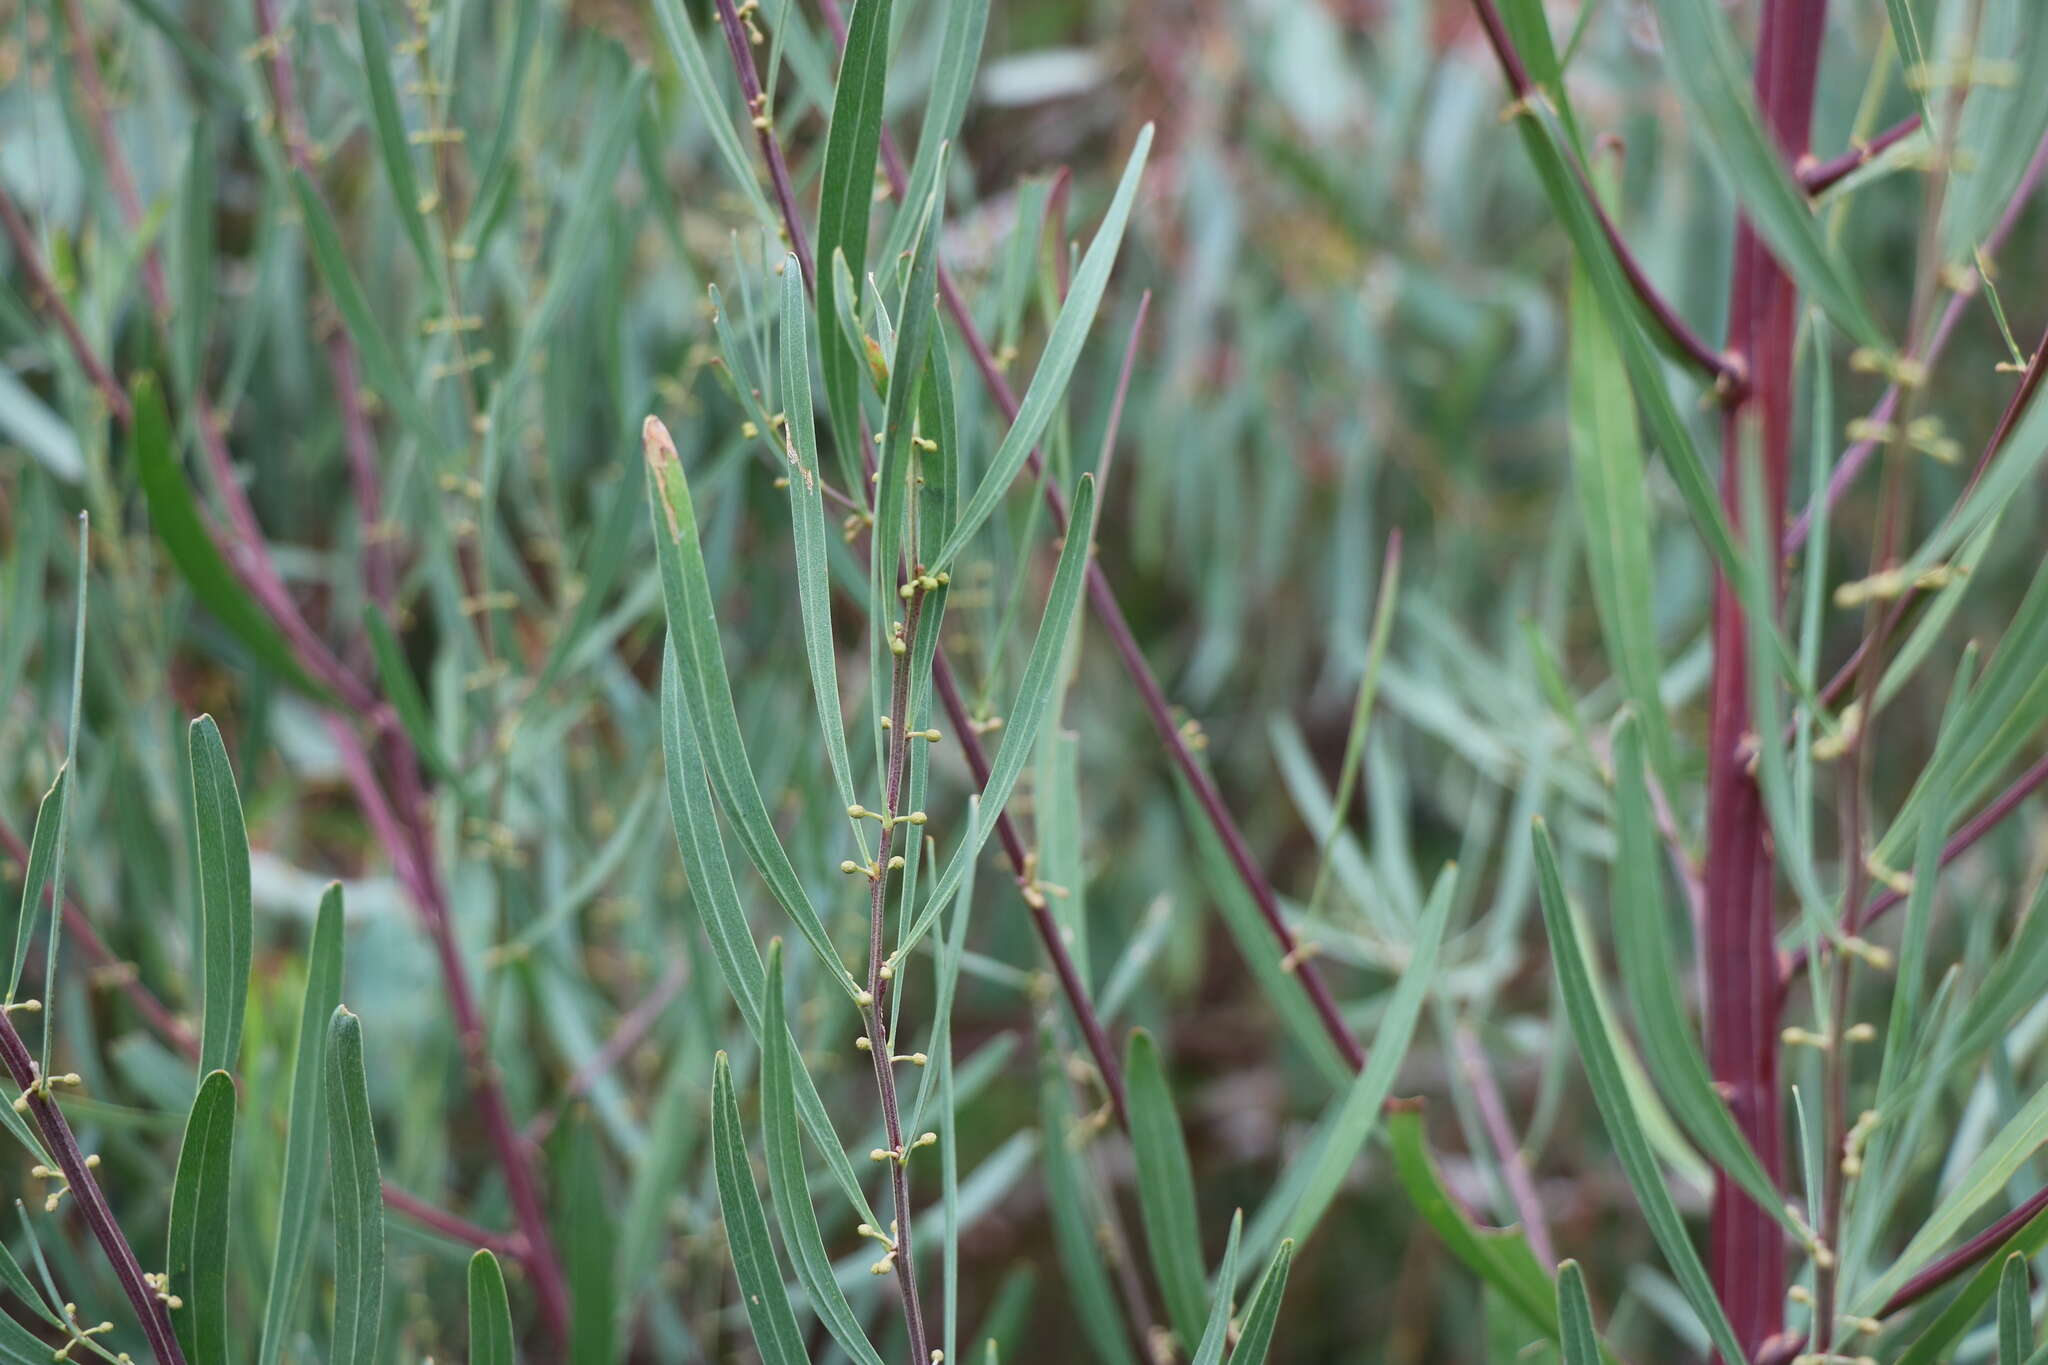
707,0,1145,1120
857,589,934,1365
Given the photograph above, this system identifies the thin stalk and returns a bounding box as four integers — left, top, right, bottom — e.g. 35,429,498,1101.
0,1013,184,1364
865,589,932,1365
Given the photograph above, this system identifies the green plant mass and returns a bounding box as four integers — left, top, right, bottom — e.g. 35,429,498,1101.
7,0,2048,1360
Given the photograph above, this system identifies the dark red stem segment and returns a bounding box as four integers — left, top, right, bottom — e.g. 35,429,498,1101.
1703,0,1828,1353
1798,114,1922,194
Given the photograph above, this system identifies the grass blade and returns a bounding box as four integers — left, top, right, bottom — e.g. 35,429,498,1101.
1532,820,1748,1365
327,1006,386,1365
710,1051,808,1365
1125,1028,1207,1348
932,128,1152,573
189,715,252,1080
1895,1201,2048,1365
256,884,346,1365
167,1069,235,1365
1389,1108,1558,1337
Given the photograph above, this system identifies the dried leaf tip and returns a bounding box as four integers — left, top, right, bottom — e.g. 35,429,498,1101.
642,415,685,539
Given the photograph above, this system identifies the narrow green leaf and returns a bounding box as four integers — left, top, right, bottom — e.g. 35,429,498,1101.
1126,1029,1207,1349
778,260,866,847
1228,1239,1296,1365
356,0,440,288
7,769,65,1003
1188,1212,1242,1365
815,0,897,491
167,1069,235,1365
468,1250,517,1365
327,1006,386,1365
1640,0,1886,347
256,883,346,1365
190,715,253,1080
1269,864,1452,1253
1859,1077,2048,1315
1037,1026,1140,1365
2002,1251,2034,1365
289,171,439,448
1942,0,2048,264
364,607,467,791
932,127,1152,573
911,472,1097,941
762,942,887,1365
1569,264,1677,791
1532,821,1748,1365
644,418,861,998
133,375,326,696
1895,1200,2048,1365
1390,1107,1559,1335
1609,716,1794,1235
647,0,777,232
710,1051,808,1365
564,1111,615,1365
657,644,880,1228
460,0,539,257
1555,1261,1600,1365
875,0,988,269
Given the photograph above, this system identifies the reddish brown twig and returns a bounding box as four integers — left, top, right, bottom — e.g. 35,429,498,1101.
1799,115,1923,194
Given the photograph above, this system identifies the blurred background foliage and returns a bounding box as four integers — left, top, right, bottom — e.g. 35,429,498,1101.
3,0,2047,1359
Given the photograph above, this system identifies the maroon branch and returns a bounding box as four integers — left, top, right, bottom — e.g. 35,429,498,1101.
1798,115,1923,195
